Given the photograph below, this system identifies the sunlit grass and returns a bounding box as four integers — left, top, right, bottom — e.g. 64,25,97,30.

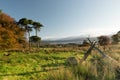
0,44,120,80
0,48,83,80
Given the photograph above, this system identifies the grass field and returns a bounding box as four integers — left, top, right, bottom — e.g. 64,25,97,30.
0,45,120,80
0,48,84,80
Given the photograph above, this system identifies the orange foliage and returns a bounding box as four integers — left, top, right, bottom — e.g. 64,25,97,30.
0,12,26,49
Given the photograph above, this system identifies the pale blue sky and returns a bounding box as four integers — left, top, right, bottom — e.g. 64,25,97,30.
0,0,120,39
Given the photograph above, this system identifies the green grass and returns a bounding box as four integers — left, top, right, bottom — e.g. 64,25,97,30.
0,45,120,80
46,45,120,80
47,56,117,80
0,48,84,80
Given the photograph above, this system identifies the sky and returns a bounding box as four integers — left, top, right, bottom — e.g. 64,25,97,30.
0,0,120,40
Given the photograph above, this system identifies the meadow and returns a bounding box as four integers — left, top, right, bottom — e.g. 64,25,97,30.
0,44,120,80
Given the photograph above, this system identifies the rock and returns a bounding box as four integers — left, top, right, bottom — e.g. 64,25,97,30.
66,57,79,65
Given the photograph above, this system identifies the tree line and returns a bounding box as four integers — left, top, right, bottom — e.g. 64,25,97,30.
0,10,43,49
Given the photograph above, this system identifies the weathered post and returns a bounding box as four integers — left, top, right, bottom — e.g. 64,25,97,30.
80,41,96,63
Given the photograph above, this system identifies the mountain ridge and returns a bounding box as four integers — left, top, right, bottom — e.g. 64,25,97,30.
41,36,98,44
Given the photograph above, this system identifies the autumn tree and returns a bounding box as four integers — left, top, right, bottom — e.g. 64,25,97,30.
0,12,25,49
0,10,43,50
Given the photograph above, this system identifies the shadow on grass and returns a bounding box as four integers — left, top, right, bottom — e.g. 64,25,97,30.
32,55,66,61
41,62,66,67
0,68,58,76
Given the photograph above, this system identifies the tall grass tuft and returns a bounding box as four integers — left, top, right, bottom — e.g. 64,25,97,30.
89,54,116,80
47,66,74,80
47,54,118,80
70,63,97,80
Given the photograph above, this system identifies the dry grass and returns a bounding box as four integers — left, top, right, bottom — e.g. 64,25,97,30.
47,44,120,80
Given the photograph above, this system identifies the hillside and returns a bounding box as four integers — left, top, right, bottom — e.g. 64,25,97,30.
41,36,98,44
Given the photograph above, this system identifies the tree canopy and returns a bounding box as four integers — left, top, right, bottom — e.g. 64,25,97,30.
18,18,43,49
112,31,120,44
97,35,111,46
0,12,26,49
0,11,43,49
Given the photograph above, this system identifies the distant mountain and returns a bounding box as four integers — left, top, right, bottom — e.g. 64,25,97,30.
41,36,98,44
